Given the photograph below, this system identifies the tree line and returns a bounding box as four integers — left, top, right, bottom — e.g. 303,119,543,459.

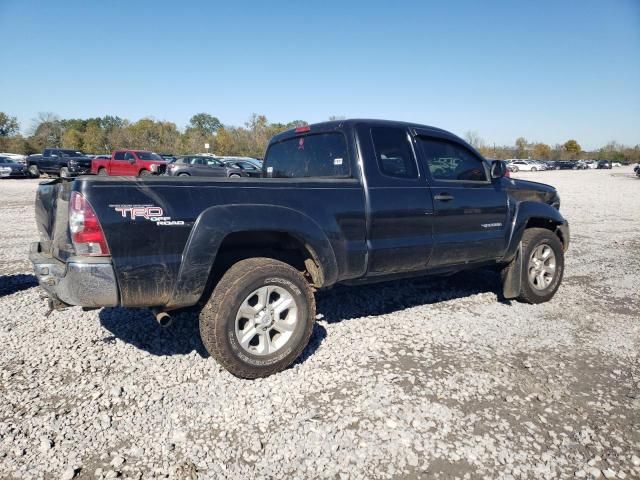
0,112,307,159
464,131,640,163
0,111,638,163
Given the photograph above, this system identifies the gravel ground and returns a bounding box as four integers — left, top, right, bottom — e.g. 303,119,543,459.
0,168,639,480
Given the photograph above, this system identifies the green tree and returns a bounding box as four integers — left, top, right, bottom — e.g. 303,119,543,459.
0,112,19,137
531,143,551,160
31,113,63,149
515,137,529,159
188,113,222,135
83,123,107,153
61,129,84,150
563,139,581,160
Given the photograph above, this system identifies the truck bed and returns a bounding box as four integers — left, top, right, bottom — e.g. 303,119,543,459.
35,175,367,308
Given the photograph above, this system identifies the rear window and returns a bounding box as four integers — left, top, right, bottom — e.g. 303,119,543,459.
265,133,349,178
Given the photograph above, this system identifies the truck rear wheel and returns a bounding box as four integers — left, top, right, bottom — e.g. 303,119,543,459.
97,168,107,176
60,167,70,178
199,257,316,379
517,228,564,304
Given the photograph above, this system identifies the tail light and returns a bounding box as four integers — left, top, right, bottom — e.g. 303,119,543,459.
69,191,110,256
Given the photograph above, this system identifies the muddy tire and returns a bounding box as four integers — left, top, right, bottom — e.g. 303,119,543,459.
138,169,151,176
28,165,40,178
97,168,107,176
516,228,564,304
199,257,315,379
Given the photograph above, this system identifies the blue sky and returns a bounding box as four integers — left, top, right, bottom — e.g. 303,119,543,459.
1,0,638,149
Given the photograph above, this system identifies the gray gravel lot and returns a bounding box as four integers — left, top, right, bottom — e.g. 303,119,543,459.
0,169,639,479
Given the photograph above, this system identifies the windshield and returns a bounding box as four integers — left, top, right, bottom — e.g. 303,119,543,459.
137,152,163,161
60,150,85,157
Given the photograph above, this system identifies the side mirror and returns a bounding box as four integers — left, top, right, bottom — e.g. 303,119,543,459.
490,160,507,179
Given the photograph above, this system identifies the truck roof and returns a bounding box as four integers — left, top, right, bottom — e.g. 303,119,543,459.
270,119,461,144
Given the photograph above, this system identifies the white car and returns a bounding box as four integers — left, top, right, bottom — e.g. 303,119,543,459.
0,153,27,164
586,161,598,169
509,160,542,172
611,162,622,167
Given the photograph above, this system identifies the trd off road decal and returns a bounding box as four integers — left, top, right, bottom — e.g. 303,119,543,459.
109,204,185,226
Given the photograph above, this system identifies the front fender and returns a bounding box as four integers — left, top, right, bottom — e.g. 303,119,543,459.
166,204,338,309
503,201,569,262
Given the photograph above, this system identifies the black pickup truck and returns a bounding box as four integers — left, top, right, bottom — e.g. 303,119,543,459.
30,119,569,378
27,148,93,178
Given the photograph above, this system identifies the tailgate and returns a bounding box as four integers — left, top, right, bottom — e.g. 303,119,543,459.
34,178,75,261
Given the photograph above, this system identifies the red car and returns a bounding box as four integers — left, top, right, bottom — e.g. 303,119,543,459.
91,150,167,176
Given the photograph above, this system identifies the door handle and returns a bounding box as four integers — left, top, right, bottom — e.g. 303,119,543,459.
434,193,454,202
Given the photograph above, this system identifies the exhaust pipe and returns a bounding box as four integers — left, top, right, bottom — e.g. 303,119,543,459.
152,308,173,328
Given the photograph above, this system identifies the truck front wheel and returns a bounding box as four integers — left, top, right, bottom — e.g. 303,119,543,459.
28,165,40,178
139,169,151,176
199,257,316,379
517,228,564,304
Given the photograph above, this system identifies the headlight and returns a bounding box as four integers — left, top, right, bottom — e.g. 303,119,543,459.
150,164,158,172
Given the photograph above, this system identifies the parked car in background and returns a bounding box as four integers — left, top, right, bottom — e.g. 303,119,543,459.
0,156,28,177
575,161,588,170
0,153,27,164
27,149,93,178
92,150,167,176
509,160,541,172
597,160,612,169
555,161,576,170
220,158,263,177
611,162,622,167
166,155,245,177
225,156,263,169
585,161,598,169
544,161,560,170
160,153,177,162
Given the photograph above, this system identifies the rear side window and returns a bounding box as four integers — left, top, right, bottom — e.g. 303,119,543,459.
418,137,487,182
371,127,417,179
114,152,125,160
265,133,349,178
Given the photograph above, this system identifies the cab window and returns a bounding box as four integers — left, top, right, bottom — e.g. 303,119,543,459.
265,133,349,178
371,127,418,179
418,137,487,182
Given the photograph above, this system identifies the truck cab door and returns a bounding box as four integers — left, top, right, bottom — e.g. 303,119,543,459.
356,124,434,275
111,151,127,175
414,133,509,269
41,149,52,172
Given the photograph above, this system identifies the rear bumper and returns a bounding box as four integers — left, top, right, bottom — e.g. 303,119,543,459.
29,242,119,307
